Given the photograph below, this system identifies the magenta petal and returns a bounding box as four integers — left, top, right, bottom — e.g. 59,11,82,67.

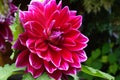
0,25,13,42
45,0,57,19
27,65,44,78
59,60,69,71
37,50,51,61
60,23,71,32
61,49,73,63
78,50,87,62
76,33,89,43
66,42,87,51
46,10,59,27
19,11,32,24
26,39,36,53
19,32,28,46
57,0,62,10
49,70,62,80
64,67,76,75
64,29,80,40
30,1,44,12
27,5,45,25
69,15,82,29
55,6,69,27
35,39,48,51
70,53,81,68
13,39,26,50
44,61,57,73
51,50,61,67
70,10,77,16
16,49,29,67
24,21,44,37
63,38,76,47
29,53,43,69
49,44,62,51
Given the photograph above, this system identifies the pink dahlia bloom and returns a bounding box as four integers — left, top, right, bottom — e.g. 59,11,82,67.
14,0,89,80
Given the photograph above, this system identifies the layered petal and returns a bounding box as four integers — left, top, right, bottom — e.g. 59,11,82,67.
29,53,43,69
27,64,44,78
61,49,73,63
50,50,61,67
49,70,62,80
77,50,87,62
44,61,57,73
16,49,30,67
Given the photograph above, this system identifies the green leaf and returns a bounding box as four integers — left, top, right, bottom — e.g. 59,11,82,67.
101,55,108,63
108,63,118,74
10,9,23,43
81,65,115,80
22,73,53,80
102,43,110,54
91,49,101,59
108,54,117,64
22,73,35,80
116,75,120,80
91,61,102,69
0,64,25,80
70,74,79,80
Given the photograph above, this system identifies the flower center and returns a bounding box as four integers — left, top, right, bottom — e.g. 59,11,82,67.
49,30,64,46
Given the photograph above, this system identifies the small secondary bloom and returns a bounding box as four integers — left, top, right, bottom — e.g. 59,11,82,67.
0,0,17,53
14,0,89,80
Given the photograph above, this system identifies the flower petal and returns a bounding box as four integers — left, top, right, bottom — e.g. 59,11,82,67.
61,49,73,63
15,49,29,67
64,67,76,75
70,53,81,68
13,39,26,50
30,1,44,12
27,64,44,78
77,50,87,62
66,41,87,51
68,15,82,29
55,6,69,27
76,33,89,43
64,29,80,40
60,23,71,32
28,5,46,25
45,0,57,19
26,39,36,53
70,10,77,16
35,39,48,51
48,70,62,80
49,44,62,51
19,32,28,46
24,21,44,37
57,0,62,10
0,25,13,42
58,60,69,71
37,50,51,61
46,10,59,28
29,53,43,69
44,61,57,73
63,38,76,47
51,50,61,67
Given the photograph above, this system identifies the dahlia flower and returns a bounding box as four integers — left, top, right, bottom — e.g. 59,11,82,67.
14,0,89,79
0,0,17,53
